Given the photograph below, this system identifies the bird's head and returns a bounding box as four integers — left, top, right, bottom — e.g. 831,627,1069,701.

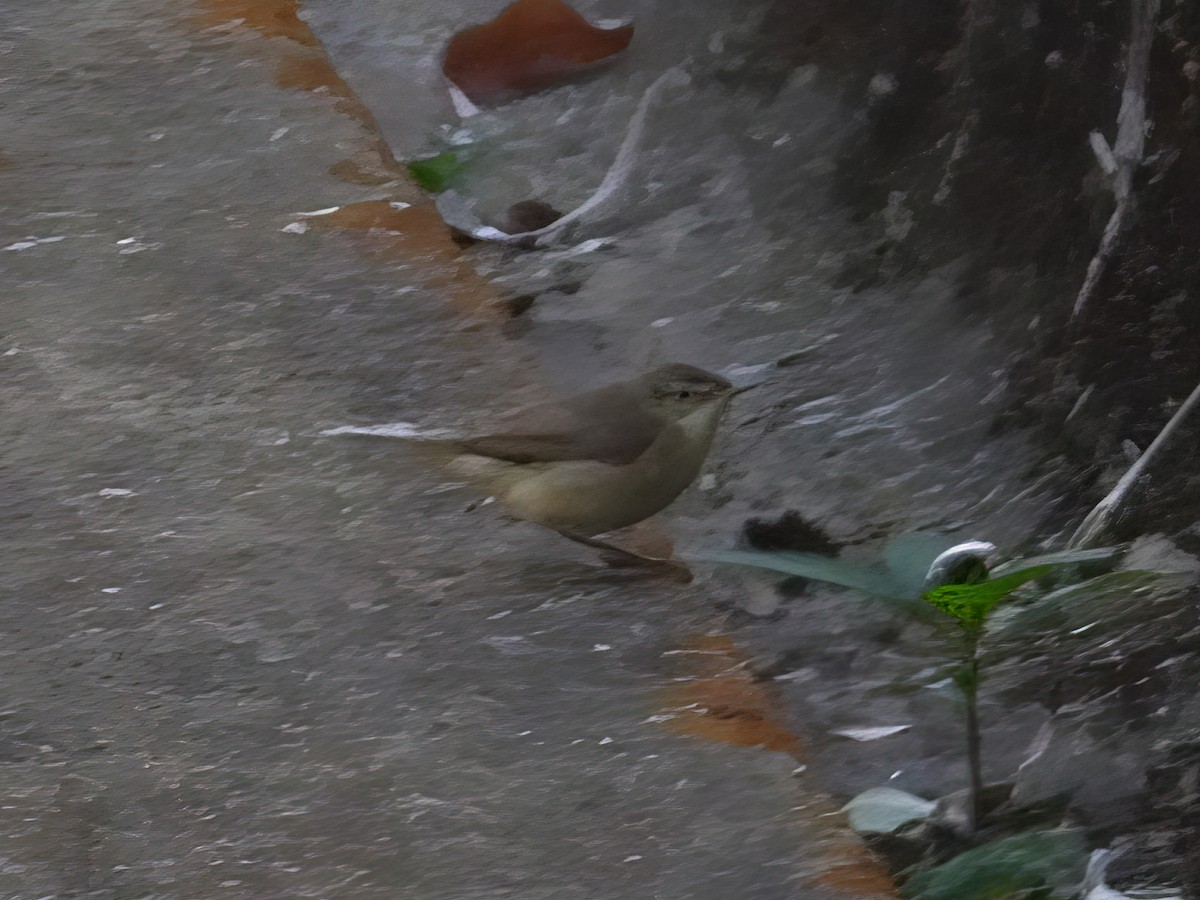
638,364,736,419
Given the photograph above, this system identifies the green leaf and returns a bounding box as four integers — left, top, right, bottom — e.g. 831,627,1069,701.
903,830,1088,900
704,549,910,599
922,566,1052,627
408,152,464,192
843,787,935,834
989,546,1120,579
985,569,1187,644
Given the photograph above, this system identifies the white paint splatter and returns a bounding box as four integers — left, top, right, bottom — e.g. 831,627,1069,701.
4,236,65,251
831,725,911,741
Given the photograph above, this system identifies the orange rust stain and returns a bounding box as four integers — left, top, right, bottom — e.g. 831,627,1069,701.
306,202,501,313
816,859,899,898
308,200,447,236
275,52,356,97
193,0,400,172
306,201,459,264
444,0,634,104
329,158,399,186
194,0,318,46
660,635,805,757
318,200,429,231
191,0,506,314
659,634,898,898
275,53,399,167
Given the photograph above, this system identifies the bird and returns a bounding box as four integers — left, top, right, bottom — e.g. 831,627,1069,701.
349,363,740,564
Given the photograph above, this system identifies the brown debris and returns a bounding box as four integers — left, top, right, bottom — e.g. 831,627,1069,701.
443,0,634,104
503,199,563,234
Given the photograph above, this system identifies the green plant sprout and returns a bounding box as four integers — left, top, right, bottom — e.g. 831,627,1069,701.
923,564,1056,830
706,537,1119,832
407,151,466,193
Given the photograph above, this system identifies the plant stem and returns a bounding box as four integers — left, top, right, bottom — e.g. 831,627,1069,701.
961,630,984,832
964,663,983,831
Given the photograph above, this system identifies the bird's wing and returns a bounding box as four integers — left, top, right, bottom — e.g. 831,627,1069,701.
460,384,666,466
453,432,611,465
456,425,660,466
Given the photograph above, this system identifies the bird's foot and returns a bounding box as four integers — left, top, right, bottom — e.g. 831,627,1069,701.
558,531,693,583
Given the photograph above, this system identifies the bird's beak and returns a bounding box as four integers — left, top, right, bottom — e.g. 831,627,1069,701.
724,366,772,396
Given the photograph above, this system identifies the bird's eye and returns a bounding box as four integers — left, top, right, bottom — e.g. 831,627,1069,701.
677,390,692,399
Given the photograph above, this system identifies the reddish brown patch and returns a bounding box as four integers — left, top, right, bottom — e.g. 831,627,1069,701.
194,0,317,46
444,0,634,104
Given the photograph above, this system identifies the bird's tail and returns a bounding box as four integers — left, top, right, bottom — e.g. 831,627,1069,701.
319,422,454,439
320,422,519,489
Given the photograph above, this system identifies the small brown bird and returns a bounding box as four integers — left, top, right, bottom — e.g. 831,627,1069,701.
449,364,732,526
401,364,737,560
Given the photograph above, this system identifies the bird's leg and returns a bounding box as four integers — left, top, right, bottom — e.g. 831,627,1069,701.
558,530,647,559
556,531,693,582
